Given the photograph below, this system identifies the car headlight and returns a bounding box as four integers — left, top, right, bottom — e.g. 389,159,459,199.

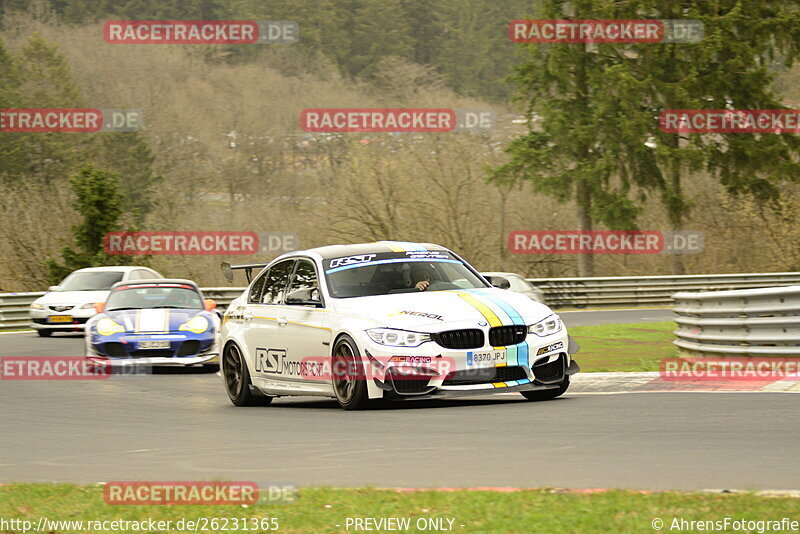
79,303,97,309
366,328,431,347
30,303,44,310
528,315,563,337
96,318,125,336
178,315,209,334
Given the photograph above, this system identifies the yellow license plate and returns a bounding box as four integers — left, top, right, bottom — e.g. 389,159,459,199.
48,315,73,323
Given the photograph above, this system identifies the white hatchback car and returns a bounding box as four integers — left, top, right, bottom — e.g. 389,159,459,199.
220,242,579,410
29,266,163,336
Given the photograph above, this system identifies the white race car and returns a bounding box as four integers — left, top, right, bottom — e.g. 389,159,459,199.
219,242,579,410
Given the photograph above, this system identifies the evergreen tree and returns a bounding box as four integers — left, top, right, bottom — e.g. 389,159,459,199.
46,164,129,283
490,0,800,275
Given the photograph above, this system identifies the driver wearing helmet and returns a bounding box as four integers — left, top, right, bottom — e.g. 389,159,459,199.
410,264,433,291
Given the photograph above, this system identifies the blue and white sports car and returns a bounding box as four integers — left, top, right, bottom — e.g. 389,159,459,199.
84,279,220,368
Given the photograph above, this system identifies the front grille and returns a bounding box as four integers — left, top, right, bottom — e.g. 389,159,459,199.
432,329,484,349
386,369,435,394
489,325,527,347
443,365,528,386
129,349,174,358
533,353,566,383
177,340,201,357
49,305,74,312
103,342,127,358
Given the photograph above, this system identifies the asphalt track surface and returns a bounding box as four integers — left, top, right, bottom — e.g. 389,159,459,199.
3,308,799,490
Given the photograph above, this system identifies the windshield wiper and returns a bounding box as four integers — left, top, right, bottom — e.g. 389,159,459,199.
107,307,139,311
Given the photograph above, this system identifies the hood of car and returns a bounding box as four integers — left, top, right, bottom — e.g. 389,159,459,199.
103,308,210,333
332,288,553,331
35,290,109,307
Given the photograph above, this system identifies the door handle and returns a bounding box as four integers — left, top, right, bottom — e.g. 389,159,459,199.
242,311,253,321
277,317,288,327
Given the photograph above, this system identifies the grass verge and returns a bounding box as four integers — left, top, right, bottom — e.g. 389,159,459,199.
568,321,677,372
1,484,798,533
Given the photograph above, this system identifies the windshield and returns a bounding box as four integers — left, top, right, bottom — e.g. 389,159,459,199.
105,284,203,311
323,250,488,298
59,271,124,291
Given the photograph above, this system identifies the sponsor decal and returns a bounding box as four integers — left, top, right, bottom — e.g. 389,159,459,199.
328,254,377,269
508,19,703,43
389,356,433,364
660,109,800,133
389,311,444,321
103,21,298,44
254,349,328,378
661,357,800,381
0,108,142,132
105,231,258,255
537,341,564,356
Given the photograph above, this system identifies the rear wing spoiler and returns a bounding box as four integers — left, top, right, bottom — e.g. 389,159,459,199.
221,261,269,283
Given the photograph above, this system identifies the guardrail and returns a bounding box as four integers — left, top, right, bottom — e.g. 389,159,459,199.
672,285,800,355
527,272,800,308
0,292,46,331
4,272,800,331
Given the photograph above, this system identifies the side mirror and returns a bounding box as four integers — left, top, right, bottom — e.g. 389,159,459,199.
48,285,61,292
204,298,217,311
487,276,510,290
94,302,105,313
285,288,322,307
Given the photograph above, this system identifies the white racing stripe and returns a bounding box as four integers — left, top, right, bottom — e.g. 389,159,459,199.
136,309,169,332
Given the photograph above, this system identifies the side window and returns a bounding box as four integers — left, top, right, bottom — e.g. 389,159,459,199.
126,270,141,281
248,271,268,303
286,260,320,303
260,260,295,305
137,270,155,280
146,270,163,279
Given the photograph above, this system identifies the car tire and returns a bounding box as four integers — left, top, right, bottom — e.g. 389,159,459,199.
521,377,569,401
36,329,52,337
222,343,272,407
331,335,370,411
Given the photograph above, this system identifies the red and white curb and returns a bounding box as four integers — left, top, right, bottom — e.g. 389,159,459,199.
568,372,800,393
390,487,800,497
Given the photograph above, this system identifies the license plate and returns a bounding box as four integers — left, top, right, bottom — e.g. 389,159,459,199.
138,340,171,350
48,315,72,323
467,349,507,366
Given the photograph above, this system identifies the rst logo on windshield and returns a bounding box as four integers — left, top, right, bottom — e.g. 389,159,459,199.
328,254,376,268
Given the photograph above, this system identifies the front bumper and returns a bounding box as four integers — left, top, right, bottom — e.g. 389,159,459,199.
86,332,219,367
360,331,575,399
378,360,580,400
87,353,219,367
